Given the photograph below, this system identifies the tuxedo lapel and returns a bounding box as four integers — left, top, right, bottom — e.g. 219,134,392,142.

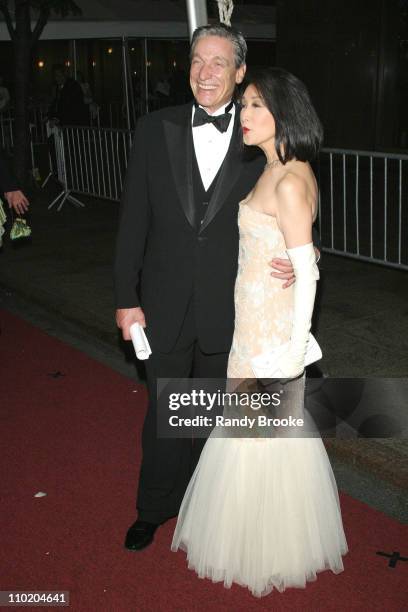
163,106,195,229
199,112,243,234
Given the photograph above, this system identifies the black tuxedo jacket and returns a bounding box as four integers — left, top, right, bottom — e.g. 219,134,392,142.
114,103,265,353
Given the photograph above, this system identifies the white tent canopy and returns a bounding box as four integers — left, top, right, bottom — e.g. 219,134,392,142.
0,0,275,40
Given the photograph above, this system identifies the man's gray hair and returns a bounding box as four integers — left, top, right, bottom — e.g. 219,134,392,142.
190,24,247,68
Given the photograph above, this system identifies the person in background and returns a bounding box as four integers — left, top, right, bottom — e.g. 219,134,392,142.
154,75,170,109
48,65,89,127
169,66,191,105
77,71,98,122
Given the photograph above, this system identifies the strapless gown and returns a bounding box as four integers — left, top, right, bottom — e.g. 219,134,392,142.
171,202,348,597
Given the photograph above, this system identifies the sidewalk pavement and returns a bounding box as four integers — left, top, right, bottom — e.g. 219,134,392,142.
1,185,407,520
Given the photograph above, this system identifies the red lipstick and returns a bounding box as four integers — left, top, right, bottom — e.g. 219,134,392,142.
242,127,250,134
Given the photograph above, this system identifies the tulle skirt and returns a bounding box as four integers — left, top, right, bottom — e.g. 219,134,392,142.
171,432,348,597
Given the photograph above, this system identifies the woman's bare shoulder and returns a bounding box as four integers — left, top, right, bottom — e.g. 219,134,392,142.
276,171,308,207
275,164,317,216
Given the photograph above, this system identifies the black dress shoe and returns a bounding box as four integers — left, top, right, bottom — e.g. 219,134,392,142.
124,520,158,551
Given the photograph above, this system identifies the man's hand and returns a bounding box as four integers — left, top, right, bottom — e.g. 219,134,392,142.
5,190,29,215
116,307,146,341
269,257,295,289
270,247,320,289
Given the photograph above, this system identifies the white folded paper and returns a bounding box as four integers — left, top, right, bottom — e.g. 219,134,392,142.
250,333,322,378
129,323,152,360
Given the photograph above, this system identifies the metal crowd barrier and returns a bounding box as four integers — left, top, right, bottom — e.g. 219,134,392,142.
0,105,49,148
61,126,134,202
43,126,85,211
0,103,133,147
46,126,408,270
1,106,47,187
317,148,408,270
29,104,48,144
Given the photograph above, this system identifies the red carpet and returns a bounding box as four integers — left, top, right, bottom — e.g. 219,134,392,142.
1,309,407,611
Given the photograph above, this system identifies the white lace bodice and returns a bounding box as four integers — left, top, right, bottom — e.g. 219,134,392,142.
227,203,294,378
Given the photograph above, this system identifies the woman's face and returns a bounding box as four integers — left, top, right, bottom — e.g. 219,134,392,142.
240,84,276,149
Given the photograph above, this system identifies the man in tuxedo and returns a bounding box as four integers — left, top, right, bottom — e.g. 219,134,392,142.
114,24,296,551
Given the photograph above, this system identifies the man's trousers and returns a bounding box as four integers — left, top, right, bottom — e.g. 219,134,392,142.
136,298,230,524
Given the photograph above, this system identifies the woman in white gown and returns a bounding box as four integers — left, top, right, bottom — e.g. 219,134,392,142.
171,68,348,597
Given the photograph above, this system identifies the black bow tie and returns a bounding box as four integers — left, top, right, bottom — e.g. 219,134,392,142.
193,103,233,133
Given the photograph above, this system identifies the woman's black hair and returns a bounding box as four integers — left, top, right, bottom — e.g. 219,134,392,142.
241,67,323,163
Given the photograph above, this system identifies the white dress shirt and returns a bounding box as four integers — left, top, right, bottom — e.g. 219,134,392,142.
192,102,235,191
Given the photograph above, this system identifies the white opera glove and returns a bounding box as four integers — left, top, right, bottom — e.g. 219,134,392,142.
276,242,319,379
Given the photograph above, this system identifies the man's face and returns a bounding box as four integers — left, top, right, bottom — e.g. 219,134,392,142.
54,70,65,86
190,36,246,114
